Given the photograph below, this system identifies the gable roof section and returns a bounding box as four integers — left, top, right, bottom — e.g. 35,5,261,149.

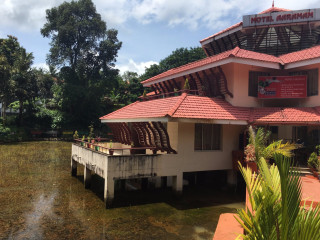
100,93,250,123
142,45,320,86
100,94,320,124
100,96,181,121
171,95,249,121
280,45,320,67
141,47,281,85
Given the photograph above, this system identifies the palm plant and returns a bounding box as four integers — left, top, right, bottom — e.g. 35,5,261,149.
236,155,320,239
246,126,298,164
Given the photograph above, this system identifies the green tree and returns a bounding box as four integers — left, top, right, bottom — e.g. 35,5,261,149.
0,35,35,125
140,47,206,81
41,0,122,128
0,36,20,123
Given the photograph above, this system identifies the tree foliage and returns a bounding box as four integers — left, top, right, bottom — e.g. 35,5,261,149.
140,47,206,81
0,35,35,124
41,0,122,128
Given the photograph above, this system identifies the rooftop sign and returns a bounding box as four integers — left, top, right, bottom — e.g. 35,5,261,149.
243,8,320,28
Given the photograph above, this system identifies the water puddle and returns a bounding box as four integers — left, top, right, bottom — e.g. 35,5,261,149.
0,142,244,239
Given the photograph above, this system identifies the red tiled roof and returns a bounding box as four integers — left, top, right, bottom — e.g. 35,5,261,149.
258,6,290,14
141,47,281,84
100,93,250,122
200,7,290,43
100,96,181,120
251,107,320,124
200,22,242,43
280,45,320,64
101,94,320,124
142,45,320,85
171,95,249,121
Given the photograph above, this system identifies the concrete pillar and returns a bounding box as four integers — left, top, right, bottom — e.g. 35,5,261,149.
141,178,148,191
104,175,115,208
155,177,162,188
172,173,183,196
227,170,237,186
71,158,77,177
84,165,92,189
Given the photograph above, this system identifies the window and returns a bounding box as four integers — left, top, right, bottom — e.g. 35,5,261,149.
289,69,318,96
194,124,221,150
248,71,270,97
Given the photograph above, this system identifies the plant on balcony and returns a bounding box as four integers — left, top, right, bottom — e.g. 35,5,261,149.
73,130,79,140
81,135,85,146
88,124,94,139
236,154,320,239
87,136,91,148
109,140,114,155
183,78,190,92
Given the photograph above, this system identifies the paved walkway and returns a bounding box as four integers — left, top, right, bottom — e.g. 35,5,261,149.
301,175,320,208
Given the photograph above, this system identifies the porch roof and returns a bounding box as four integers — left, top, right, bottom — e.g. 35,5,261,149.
100,94,320,125
251,107,320,125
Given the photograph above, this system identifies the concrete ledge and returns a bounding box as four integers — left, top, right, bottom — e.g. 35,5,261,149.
212,213,243,240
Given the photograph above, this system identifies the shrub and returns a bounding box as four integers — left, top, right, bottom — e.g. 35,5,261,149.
308,152,319,170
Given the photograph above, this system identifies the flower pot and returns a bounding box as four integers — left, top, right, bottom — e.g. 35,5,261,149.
95,146,99,151
109,149,114,155
152,149,157,154
310,167,319,179
246,161,258,173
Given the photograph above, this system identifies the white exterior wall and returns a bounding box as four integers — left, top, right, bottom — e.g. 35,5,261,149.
160,122,245,173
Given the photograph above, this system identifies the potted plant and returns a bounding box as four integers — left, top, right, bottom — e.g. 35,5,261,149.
183,78,190,93
81,135,85,146
87,136,91,148
308,152,319,178
244,144,258,173
73,130,79,141
109,140,114,155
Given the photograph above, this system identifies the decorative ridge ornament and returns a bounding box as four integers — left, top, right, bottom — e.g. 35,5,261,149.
272,0,274,8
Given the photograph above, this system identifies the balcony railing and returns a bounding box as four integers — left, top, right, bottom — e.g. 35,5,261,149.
74,138,157,155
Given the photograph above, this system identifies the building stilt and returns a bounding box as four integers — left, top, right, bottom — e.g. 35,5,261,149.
84,164,92,189
104,174,115,208
172,173,183,196
71,158,77,177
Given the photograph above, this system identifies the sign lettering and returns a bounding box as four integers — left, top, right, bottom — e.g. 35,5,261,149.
258,76,307,99
243,9,320,28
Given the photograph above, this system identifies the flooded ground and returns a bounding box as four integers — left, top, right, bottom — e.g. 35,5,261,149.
0,141,244,239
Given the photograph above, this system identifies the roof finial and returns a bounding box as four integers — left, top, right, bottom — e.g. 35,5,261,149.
272,0,274,7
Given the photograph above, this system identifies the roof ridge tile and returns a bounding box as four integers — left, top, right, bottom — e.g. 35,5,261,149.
168,93,188,117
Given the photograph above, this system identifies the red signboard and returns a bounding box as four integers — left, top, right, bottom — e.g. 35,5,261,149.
258,76,307,99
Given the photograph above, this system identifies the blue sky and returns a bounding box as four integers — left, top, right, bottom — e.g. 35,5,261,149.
0,0,318,75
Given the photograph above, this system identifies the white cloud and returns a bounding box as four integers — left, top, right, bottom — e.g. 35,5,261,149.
0,0,65,32
0,0,318,32
32,62,49,71
116,59,158,75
